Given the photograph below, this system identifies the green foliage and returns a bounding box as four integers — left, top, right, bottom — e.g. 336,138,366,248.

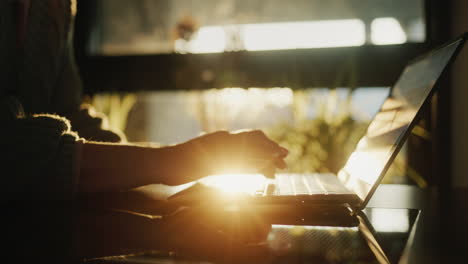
266,89,368,174
91,93,137,133
267,117,368,174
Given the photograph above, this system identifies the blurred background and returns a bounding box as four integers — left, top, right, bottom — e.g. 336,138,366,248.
73,0,451,187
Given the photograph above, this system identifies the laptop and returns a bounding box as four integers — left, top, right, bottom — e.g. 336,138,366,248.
170,33,467,213
246,33,467,211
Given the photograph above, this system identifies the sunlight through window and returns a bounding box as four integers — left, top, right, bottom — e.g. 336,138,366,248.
371,208,410,233
371,17,407,45
243,19,366,51
342,149,389,185
181,19,366,53
175,26,226,53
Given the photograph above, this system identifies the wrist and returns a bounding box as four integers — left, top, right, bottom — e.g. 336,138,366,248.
155,142,209,186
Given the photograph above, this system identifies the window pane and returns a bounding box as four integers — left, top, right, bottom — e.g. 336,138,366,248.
91,0,426,55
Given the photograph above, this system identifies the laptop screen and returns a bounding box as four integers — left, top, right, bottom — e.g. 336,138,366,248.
337,37,464,205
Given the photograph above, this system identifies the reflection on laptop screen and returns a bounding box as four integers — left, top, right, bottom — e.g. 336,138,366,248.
338,39,463,204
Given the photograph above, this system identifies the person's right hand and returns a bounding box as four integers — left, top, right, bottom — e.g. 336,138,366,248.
159,206,272,257
162,130,288,186
79,130,287,193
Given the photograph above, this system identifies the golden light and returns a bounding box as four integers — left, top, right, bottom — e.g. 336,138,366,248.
243,19,366,51
371,208,410,233
371,17,407,45
272,225,359,232
199,173,267,194
175,26,226,53
342,149,389,185
179,19,366,53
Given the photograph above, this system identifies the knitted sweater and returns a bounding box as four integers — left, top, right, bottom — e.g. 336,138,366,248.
1,0,122,201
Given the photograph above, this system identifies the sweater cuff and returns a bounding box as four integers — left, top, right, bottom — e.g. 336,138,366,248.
53,124,83,200
55,132,83,200
30,114,83,200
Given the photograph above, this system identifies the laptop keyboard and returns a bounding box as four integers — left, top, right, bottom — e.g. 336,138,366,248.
270,173,353,196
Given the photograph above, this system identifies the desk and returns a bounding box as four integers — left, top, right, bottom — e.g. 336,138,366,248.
78,207,419,264
1,184,466,264
73,184,430,264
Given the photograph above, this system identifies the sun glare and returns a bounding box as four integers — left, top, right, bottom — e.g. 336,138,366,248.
176,17,410,54
371,208,410,233
342,150,389,185
371,17,407,45
243,19,366,51
179,19,366,54
199,173,267,194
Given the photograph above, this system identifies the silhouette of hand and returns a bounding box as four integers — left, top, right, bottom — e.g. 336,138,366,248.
163,130,288,185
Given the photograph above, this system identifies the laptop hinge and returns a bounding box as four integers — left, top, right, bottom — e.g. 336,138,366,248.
345,203,362,217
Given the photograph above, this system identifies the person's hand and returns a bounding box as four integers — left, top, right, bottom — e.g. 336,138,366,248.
79,130,287,192
160,206,272,258
164,130,288,185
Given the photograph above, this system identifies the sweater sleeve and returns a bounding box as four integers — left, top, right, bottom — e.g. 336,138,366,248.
67,104,126,143
1,97,83,202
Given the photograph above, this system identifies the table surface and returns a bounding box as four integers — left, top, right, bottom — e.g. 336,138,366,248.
2,184,467,264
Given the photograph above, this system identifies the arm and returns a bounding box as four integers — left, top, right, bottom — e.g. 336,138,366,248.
78,130,288,194
79,142,183,193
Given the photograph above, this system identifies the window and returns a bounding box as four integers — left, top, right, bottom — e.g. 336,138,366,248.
89,0,426,55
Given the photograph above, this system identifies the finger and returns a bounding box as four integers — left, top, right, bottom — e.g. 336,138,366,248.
272,146,289,159
247,146,288,165
274,157,287,170
278,146,289,157
260,165,276,179
249,158,276,178
234,131,288,158
249,131,289,157
235,130,272,147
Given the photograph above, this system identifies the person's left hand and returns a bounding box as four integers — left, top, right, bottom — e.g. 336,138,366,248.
164,130,288,185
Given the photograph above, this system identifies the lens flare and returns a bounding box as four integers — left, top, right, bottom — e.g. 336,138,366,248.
200,173,266,194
